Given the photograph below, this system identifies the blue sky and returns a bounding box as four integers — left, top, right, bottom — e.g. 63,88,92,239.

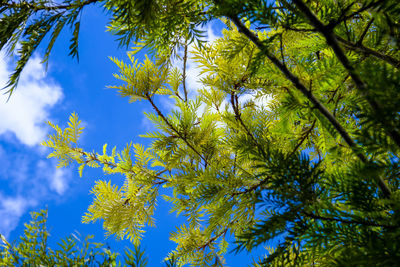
0,5,264,266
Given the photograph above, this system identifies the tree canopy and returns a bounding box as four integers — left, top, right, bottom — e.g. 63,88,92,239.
1,0,400,265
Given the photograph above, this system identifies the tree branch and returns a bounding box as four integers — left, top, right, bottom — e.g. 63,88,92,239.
230,90,258,147
145,93,210,166
198,228,228,251
303,211,397,229
287,120,316,159
357,18,374,45
336,35,400,68
147,91,255,184
227,14,391,198
73,148,169,185
182,39,189,102
231,175,271,196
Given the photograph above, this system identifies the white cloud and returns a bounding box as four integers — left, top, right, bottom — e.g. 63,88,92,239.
0,53,72,238
0,194,34,238
50,168,69,195
0,155,72,238
35,160,70,195
0,54,63,146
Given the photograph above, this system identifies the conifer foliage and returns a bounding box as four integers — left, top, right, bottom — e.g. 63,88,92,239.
2,0,400,265
0,209,119,266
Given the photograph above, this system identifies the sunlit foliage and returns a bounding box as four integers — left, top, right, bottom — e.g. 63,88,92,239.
2,0,400,265
0,209,118,266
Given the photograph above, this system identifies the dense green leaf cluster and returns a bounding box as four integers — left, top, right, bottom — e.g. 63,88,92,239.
2,0,400,266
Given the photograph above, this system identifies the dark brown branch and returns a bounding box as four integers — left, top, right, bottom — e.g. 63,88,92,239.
287,120,316,159
229,17,356,154
327,75,350,104
148,88,254,180
343,19,352,41
282,25,316,32
228,88,272,195
198,228,228,251
230,72,268,162
231,47,263,149
74,149,131,172
328,75,349,117
152,179,168,185
279,33,286,67
336,35,400,68
332,93,343,117
227,14,391,198
357,18,374,45
231,90,258,147
231,175,271,196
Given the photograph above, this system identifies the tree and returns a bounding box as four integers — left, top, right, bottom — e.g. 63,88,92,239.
0,209,177,266
0,209,119,266
2,0,400,265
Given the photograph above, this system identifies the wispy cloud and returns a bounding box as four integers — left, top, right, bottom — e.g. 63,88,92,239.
51,168,70,195
0,193,34,238
0,54,71,238
0,54,63,146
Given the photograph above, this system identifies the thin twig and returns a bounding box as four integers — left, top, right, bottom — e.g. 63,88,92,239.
303,211,397,229
287,120,316,159
357,18,374,45
182,39,189,102
146,90,256,183
336,35,400,68
198,228,228,251
230,90,258,147
145,93,209,166
73,148,168,184
231,175,271,196
282,25,315,32
327,75,350,104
